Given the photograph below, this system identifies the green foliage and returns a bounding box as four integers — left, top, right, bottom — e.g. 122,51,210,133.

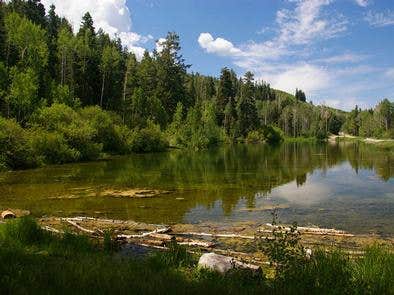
0,116,37,169
5,12,48,71
261,125,283,144
50,84,80,108
167,101,223,150
129,120,168,153
246,130,262,143
28,129,79,164
79,106,128,154
352,245,394,294
258,213,305,278
343,100,394,139
6,67,39,123
0,217,45,245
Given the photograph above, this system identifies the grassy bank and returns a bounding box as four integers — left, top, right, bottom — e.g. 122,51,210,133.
0,217,393,294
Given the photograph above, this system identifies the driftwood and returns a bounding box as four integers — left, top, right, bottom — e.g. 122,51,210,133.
263,223,355,237
175,232,256,240
178,240,215,248
66,219,96,234
117,227,171,239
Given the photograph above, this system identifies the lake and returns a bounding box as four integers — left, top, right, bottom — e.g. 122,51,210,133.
0,142,393,235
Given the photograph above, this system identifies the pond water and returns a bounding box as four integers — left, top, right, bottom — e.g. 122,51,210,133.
0,142,393,235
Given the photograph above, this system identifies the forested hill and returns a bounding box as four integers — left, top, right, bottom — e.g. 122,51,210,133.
0,1,393,170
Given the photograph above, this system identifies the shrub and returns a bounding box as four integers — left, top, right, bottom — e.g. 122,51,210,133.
129,121,168,153
0,217,45,245
30,103,78,131
79,106,128,154
0,116,38,169
261,125,283,144
246,130,262,143
28,129,80,164
31,104,102,161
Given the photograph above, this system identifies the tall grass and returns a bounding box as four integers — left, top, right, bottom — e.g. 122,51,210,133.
0,217,393,294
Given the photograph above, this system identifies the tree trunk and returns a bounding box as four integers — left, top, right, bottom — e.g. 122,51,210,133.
122,65,129,123
100,73,105,107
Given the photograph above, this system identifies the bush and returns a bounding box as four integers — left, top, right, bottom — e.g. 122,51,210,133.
261,125,283,144
246,130,262,143
0,217,46,245
0,116,38,169
79,106,129,154
28,129,80,164
129,121,168,153
31,104,102,161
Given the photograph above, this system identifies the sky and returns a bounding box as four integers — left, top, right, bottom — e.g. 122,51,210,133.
40,0,394,110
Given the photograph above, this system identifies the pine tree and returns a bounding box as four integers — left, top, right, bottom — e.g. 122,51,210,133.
155,32,188,121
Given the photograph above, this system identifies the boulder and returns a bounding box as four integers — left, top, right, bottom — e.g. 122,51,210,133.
198,253,235,274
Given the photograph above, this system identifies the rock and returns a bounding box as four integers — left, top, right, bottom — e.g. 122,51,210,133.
198,253,235,274
1,210,16,219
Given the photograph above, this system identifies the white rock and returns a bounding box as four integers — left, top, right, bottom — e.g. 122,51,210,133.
198,253,235,274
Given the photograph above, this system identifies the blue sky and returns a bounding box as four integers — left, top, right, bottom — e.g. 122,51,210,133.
42,0,394,110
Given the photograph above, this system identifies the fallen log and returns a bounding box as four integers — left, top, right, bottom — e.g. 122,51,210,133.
117,227,171,239
65,219,96,234
263,223,355,237
175,232,256,240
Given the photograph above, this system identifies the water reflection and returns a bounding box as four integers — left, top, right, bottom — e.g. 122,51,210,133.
0,142,393,234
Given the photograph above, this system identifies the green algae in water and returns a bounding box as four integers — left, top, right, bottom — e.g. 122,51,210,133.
0,142,393,235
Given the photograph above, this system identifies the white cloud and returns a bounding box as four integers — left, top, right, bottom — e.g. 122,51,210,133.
197,0,348,101
198,33,242,56
275,0,347,45
41,0,151,59
365,10,394,27
155,38,166,53
315,53,365,64
354,0,369,7
271,64,330,94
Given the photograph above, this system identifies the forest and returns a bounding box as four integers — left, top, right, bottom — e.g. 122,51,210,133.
0,0,393,171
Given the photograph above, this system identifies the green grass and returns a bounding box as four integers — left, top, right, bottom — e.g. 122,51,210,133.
0,217,393,294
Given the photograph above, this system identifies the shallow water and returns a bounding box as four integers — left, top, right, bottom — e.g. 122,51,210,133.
0,142,393,235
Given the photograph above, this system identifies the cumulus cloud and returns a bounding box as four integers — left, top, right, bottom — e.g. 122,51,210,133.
197,0,349,103
198,33,243,56
365,10,394,27
41,0,150,60
270,64,330,93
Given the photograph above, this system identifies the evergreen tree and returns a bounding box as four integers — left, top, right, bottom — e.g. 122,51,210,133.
217,67,235,124
99,45,120,107
236,72,259,137
155,32,188,120
46,4,61,78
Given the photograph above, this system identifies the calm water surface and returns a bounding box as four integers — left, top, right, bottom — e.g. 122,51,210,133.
0,142,393,235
